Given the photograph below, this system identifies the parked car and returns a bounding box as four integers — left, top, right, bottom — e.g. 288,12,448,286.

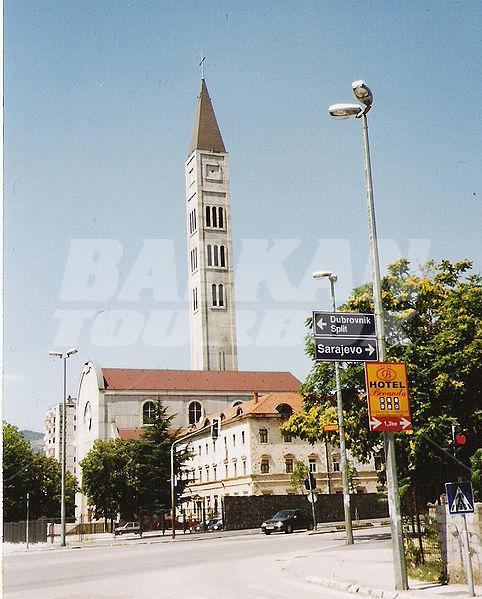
207,518,223,531
193,518,223,532
114,522,141,536
261,510,313,535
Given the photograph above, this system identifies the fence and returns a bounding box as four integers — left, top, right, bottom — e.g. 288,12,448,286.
223,493,388,531
4,519,48,544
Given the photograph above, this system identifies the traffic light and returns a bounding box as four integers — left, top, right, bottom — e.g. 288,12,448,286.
211,418,220,441
304,472,316,490
451,425,467,450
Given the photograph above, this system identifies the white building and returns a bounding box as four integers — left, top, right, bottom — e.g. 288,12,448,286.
44,396,77,475
74,364,300,519
180,392,380,521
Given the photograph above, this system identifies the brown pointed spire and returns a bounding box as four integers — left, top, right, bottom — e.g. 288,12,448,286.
189,79,226,155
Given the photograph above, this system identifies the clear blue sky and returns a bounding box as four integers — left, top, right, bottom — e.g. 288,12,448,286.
4,1,481,431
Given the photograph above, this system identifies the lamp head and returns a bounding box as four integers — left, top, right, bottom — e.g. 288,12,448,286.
66,348,78,357
313,271,338,283
328,103,363,119
48,351,63,357
352,80,373,107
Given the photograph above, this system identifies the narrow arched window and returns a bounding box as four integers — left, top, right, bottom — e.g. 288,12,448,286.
143,401,156,425
212,206,217,227
212,284,217,306
207,244,212,266
218,207,224,228
205,205,211,227
218,284,224,306
213,245,219,267
188,401,202,425
220,245,226,267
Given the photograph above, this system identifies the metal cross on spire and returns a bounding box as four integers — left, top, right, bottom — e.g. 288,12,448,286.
199,55,206,79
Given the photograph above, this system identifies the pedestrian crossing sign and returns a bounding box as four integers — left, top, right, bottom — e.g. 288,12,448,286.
445,481,475,515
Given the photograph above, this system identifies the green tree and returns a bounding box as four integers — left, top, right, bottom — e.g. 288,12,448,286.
80,439,134,522
290,461,309,494
80,401,190,522
29,452,77,520
471,449,482,501
3,423,33,521
131,401,190,517
346,461,359,494
3,422,78,522
282,259,481,504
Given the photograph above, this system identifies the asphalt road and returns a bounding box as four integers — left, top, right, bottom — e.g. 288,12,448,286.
4,530,356,599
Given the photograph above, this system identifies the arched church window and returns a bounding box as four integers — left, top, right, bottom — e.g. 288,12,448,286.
207,244,212,266
212,206,217,228
218,207,224,228
188,401,202,425
213,245,219,267
143,401,156,425
212,284,217,306
220,245,226,268
205,205,211,227
218,284,224,306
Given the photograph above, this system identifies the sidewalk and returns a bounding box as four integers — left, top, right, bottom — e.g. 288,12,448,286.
292,527,481,599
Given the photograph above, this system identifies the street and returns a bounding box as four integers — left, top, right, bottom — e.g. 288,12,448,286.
4,529,361,599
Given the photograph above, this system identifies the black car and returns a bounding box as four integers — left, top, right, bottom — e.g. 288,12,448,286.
261,509,313,535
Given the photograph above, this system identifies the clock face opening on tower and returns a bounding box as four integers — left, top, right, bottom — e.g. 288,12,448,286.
205,163,223,182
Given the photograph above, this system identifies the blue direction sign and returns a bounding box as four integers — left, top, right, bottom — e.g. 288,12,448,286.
314,336,378,362
445,481,475,515
313,312,376,338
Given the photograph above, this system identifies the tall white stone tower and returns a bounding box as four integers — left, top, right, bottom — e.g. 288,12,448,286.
186,78,238,371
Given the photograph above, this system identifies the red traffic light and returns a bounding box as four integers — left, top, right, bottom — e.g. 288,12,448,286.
455,434,466,446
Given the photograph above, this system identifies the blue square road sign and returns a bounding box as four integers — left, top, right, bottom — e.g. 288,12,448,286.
445,481,475,515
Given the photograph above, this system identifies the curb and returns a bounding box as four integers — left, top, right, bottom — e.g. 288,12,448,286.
306,576,401,599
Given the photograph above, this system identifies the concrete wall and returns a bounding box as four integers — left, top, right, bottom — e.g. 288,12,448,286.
436,503,481,584
223,493,388,531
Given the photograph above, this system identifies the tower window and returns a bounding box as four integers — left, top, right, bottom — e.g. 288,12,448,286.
211,284,225,308
190,247,198,272
259,428,268,443
188,401,202,425
189,209,197,234
260,457,270,474
142,401,156,425
204,206,225,229
192,287,198,312
207,245,226,268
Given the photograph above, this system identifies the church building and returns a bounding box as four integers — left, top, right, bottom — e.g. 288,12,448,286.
73,77,303,520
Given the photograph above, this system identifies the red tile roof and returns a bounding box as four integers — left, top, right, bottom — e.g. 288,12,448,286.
101,369,301,393
185,391,303,435
117,428,143,441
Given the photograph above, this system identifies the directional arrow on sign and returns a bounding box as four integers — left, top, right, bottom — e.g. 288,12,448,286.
400,417,411,430
370,417,382,430
315,314,328,333
314,336,379,363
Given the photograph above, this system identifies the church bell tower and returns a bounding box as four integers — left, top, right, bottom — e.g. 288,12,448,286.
186,78,238,371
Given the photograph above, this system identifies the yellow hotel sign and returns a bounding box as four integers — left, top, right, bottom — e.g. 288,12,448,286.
364,362,412,433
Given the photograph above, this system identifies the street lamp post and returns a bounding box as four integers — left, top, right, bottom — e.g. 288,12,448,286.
49,348,78,547
328,81,408,590
313,271,353,545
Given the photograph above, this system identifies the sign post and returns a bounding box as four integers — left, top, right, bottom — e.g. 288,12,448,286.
445,481,475,597
365,363,412,432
